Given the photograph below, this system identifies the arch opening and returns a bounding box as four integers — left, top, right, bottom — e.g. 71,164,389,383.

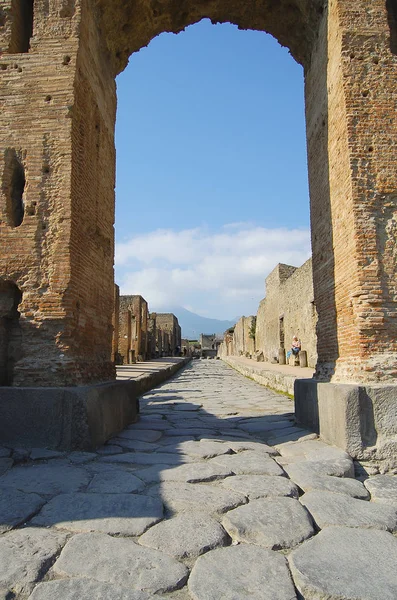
386,0,397,55
115,21,310,329
0,281,22,386
9,0,34,54
2,148,25,228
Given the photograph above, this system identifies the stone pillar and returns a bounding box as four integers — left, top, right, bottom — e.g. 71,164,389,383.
0,0,116,385
297,0,397,461
111,284,120,363
306,0,397,385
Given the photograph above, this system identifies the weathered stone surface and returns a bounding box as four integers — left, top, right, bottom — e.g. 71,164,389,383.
276,439,329,459
130,420,171,430
284,457,353,484
29,580,153,600
68,452,97,464
0,528,67,594
225,440,278,455
54,532,188,594
150,482,247,514
157,436,194,447
136,462,233,484
188,544,297,600
139,512,230,558
96,444,123,455
364,475,397,506
210,451,284,476
289,527,397,600
287,471,369,498
222,497,314,549
221,475,299,499
177,440,233,459
117,429,163,442
0,464,90,494
0,489,45,532
100,452,192,465
300,491,397,531
0,459,13,475
87,470,145,493
111,438,160,451
32,493,163,535
30,448,64,460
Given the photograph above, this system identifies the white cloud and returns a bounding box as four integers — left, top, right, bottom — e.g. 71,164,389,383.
115,224,311,319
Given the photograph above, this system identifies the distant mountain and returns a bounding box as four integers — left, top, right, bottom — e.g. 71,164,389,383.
154,306,236,340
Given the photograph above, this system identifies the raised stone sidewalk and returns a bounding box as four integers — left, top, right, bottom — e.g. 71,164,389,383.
0,360,396,599
222,355,315,395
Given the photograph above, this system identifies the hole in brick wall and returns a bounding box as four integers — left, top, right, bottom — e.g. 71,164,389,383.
386,0,397,55
0,280,22,386
0,9,6,27
62,55,71,65
2,148,25,227
362,90,369,97
8,0,34,53
0,64,7,70
368,146,374,152
45,95,52,102
60,0,75,18
42,163,50,174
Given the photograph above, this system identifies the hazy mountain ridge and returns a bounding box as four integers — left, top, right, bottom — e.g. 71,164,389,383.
153,306,236,339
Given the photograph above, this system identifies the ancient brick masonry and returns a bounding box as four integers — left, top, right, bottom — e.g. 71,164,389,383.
0,0,396,388
116,299,181,364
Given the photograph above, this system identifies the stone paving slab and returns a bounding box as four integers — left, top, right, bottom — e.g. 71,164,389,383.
0,464,90,494
0,489,45,533
289,527,397,600
221,474,299,499
188,544,297,600
0,360,395,600
210,451,285,476
32,493,164,535
222,497,314,549
364,475,397,505
139,512,230,558
0,458,13,475
149,482,247,514
0,528,67,595
135,462,233,484
54,532,188,594
286,471,369,498
300,491,397,531
29,580,156,600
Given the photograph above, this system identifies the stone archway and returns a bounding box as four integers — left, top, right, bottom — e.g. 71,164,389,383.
0,0,396,453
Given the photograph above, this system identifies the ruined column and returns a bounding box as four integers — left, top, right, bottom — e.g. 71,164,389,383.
296,0,397,459
0,0,116,386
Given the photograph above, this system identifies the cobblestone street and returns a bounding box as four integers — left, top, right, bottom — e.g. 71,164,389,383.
0,360,396,599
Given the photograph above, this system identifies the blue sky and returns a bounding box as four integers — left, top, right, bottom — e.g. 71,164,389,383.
115,20,311,320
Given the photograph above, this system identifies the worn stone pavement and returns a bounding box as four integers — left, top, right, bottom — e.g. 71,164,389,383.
0,360,397,599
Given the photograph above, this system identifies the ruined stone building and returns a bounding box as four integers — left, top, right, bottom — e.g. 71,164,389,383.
199,334,217,359
256,260,317,368
147,313,157,359
156,314,182,356
0,0,396,459
117,295,148,363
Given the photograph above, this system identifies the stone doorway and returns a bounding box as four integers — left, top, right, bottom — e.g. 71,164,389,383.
0,281,22,386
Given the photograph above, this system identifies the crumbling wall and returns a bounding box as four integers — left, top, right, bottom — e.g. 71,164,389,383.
255,259,317,367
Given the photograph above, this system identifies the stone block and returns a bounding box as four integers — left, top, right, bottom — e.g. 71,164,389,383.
0,380,139,451
294,379,397,463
